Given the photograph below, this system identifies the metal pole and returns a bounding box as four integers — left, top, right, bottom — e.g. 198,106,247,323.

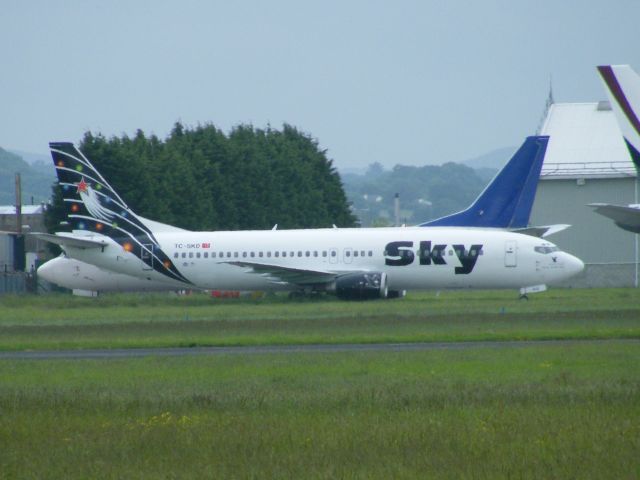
633,176,638,288
15,173,22,234
394,193,400,227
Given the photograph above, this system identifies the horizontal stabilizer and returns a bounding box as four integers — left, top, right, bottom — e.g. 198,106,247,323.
588,203,640,233
513,224,570,238
29,232,109,249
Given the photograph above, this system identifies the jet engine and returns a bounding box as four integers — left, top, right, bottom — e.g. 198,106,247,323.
333,272,388,300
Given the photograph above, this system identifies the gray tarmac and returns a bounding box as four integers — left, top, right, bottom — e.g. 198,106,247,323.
0,339,637,360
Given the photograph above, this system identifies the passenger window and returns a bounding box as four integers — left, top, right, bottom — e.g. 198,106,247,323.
250,252,255,258
275,252,279,258
196,252,201,258
227,252,231,258
313,251,318,257
204,252,208,258
331,251,337,257
322,251,327,257
189,252,193,258
267,252,271,258
234,252,238,258
212,252,216,258
298,251,302,257
346,251,351,257
368,251,373,257
182,252,186,258
305,251,310,257
283,252,287,257
174,252,179,259
259,252,263,257
242,252,247,258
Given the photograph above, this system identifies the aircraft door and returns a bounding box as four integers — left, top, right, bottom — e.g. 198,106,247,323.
329,248,338,264
141,244,154,270
504,241,517,267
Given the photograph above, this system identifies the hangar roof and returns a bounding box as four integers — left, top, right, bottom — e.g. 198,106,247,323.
539,102,636,179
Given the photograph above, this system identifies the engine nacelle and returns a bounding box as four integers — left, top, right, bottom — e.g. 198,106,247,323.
333,272,388,300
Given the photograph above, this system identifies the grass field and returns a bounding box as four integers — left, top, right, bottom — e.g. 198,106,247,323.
1,343,639,478
1,289,639,478
1,288,640,351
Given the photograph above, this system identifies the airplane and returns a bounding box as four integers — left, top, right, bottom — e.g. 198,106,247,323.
589,64,640,232
35,140,583,299
37,135,551,294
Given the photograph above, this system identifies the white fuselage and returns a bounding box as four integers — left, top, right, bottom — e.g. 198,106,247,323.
52,226,584,292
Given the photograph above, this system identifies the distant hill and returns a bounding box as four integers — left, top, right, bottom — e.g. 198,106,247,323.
342,162,489,227
8,149,50,165
461,145,516,169
340,146,517,226
0,147,56,206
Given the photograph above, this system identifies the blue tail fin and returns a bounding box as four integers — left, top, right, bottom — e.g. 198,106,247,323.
420,136,548,228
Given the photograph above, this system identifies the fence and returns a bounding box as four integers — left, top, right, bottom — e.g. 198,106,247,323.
0,271,54,295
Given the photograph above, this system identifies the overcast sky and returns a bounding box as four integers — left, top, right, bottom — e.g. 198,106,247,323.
2,1,639,169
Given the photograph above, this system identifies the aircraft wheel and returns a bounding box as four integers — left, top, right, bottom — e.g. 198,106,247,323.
387,290,407,299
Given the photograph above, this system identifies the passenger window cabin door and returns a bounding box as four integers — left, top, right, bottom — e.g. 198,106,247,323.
504,241,517,267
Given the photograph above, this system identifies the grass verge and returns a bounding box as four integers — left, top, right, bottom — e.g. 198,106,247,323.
0,289,639,350
1,343,639,478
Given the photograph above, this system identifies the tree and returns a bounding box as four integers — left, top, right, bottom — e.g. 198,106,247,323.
45,123,357,233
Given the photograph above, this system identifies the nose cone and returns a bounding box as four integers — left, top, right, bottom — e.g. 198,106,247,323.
37,258,59,284
545,252,584,286
566,253,585,278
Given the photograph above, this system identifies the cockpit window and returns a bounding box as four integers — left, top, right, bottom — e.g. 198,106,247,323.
534,246,559,254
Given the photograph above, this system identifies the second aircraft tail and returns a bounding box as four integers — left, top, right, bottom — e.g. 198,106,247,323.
597,65,640,169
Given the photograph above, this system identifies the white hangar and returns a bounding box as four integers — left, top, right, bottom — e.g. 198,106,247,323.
529,101,639,287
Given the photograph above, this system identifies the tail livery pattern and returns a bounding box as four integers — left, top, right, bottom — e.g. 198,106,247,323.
597,65,640,169
49,142,191,284
421,136,548,229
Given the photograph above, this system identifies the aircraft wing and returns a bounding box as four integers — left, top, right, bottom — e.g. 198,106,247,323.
29,232,109,249
588,203,640,233
223,261,355,286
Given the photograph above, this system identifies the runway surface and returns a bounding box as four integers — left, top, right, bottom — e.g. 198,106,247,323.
0,339,637,360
